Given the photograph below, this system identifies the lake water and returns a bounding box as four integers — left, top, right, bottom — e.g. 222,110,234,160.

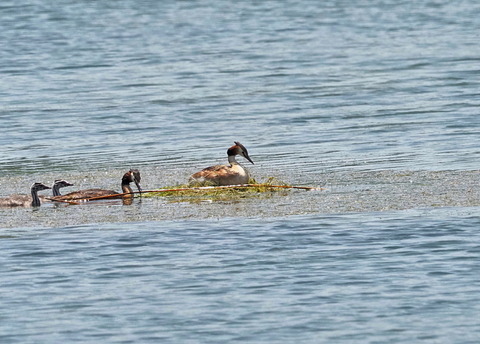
1,0,480,342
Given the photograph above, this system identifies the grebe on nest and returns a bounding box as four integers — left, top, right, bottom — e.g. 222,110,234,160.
189,141,254,186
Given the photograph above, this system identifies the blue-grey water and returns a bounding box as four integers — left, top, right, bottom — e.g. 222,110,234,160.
1,0,480,342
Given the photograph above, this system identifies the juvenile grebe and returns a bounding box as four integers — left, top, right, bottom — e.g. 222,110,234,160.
0,183,51,207
40,179,75,203
189,141,254,186
49,170,142,201
52,179,74,196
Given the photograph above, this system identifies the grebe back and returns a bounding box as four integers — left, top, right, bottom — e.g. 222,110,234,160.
50,170,142,201
189,141,254,186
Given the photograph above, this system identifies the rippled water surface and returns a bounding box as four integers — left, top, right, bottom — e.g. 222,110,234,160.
2,211,480,343
1,0,480,342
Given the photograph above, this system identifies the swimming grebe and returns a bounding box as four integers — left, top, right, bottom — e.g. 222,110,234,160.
52,179,74,196
0,182,51,207
40,179,75,203
49,170,142,201
189,141,254,186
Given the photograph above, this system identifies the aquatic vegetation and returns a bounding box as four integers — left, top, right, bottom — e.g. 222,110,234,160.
141,177,313,202
44,177,321,204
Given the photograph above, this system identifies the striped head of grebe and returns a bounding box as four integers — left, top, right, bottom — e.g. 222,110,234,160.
122,169,142,194
31,182,52,192
30,182,51,207
52,179,74,196
229,141,254,164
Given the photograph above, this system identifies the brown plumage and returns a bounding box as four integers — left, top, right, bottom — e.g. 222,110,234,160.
189,142,254,186
49,170,142,201
0,183,51,207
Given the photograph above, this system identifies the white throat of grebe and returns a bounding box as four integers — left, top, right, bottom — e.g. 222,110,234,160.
228,142,254,165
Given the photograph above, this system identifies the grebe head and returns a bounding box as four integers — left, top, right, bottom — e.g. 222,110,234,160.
29,182,51,207
52,179,74,196
122,169,142,193
54,179,74,188
31,183,51,192
228,141,254,164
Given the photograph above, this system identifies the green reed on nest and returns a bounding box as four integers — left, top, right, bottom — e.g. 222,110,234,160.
141,177,314,202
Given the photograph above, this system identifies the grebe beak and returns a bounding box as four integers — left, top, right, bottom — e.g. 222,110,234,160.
243,152,254,164
234,141,254,164
134,179,142,194
131,170,142,194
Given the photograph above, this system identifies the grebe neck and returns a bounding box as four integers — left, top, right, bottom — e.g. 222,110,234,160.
121,183,133,194
31,188,41,207
228,155,239,165
52,184,62,196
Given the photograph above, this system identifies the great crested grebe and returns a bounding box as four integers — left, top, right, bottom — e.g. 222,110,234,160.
49,170,142,201
189,141,254,186
0,182,51,207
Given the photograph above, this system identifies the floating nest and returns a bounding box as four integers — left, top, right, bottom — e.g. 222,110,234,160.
142,177,311,202
47,178,321,204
